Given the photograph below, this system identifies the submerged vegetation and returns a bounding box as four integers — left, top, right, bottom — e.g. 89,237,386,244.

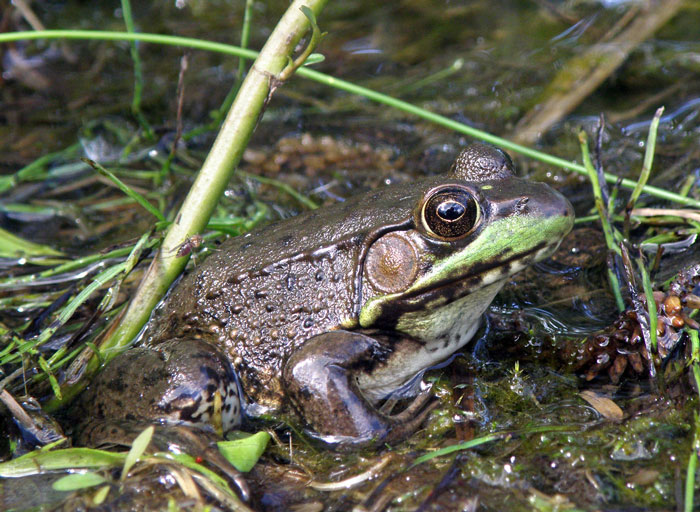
0,0,699,510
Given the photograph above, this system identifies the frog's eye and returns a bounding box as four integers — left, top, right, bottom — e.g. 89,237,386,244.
421,186,479,239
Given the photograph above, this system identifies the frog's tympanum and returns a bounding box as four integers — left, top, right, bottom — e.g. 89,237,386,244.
77,144,574,447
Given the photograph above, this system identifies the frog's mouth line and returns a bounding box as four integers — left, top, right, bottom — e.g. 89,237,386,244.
415,241,549,299
362,239,554,328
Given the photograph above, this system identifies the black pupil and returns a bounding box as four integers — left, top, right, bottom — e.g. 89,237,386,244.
437,201,465,221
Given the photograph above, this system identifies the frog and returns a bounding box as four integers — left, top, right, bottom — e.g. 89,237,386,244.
75,143,574,448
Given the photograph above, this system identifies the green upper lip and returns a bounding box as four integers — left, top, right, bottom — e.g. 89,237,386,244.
412,240,548,298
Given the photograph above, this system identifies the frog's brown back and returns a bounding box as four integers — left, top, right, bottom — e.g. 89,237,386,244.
149,177,441,407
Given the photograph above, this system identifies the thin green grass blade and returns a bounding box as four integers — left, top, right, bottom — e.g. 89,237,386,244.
83,158,165,222
0,143,80,194
411,434,500,466
241,172,318,210
120,0,153,138
0,238,159,287
686,410,699,512
625,107,664,239
628,107,664,210
579,131,625,311
97,230,154,314
213,0,255,128
38,356,62,399
2,261,128,365
636,256,658,351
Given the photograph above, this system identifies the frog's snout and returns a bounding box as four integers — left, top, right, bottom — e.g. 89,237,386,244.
551,188,575,232
527,183,575,234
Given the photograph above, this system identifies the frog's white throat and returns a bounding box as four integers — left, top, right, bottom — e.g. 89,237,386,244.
356,279,506,403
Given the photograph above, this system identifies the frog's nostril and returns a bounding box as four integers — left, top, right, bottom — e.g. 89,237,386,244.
563,199,574,218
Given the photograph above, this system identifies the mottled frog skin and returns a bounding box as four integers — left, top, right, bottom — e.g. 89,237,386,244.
77,144,574,447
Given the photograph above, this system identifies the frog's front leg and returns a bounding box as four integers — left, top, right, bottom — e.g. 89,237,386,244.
282,330,436,446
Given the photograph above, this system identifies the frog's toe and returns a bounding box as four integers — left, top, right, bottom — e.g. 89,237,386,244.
382,389,436,422
380,392,439,444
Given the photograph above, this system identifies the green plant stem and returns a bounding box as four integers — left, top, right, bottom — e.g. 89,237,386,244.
411,434,500,466
297,66,693,207
635,255,658,352
579,131,625,311
119,0,153,139
238,0,254,80
392,58,464,94
686,444,697,512
0,30,698,208
212,0,255,131
45,1,330,409
84,159,165,222
0,30,255,57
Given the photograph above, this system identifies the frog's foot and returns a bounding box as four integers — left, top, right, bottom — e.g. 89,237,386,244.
375,390,439,444
75,338,243,436
282,330,436,448
379,389,437,422
78,419,249,501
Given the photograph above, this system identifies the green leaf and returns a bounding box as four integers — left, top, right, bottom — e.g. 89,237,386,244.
38,356,62,400
0,176,16,194
303,53,325,66
121,425,153,480
40,438,68,452
217,431,270,472
0,447,126,477
0,226,65,259
52,472,108,491
93,485,111,504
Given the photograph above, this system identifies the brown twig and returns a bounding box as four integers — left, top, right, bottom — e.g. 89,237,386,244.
171,54,189,159
513,0,685,145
